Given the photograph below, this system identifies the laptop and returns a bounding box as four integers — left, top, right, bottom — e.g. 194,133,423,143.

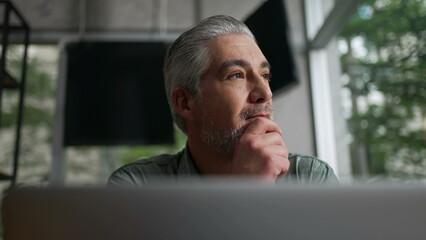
3,183,426,240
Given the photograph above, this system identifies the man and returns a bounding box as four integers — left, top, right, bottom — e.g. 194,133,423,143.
108,15,337,186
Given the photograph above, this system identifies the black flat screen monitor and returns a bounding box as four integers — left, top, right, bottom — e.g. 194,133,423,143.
245,0,297,93
64,41,174,146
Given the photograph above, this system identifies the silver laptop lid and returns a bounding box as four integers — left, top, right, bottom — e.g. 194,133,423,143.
3,184,426,240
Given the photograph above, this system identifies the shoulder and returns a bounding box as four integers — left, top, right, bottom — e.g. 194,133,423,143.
288,153,332,174
107,151,183,187
282,153,338,184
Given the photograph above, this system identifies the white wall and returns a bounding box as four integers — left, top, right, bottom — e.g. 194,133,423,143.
273,0,316,155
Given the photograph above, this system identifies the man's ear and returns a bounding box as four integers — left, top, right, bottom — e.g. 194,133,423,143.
171,87,196,121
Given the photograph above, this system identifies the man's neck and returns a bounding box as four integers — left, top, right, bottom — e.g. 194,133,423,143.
187,135,233,175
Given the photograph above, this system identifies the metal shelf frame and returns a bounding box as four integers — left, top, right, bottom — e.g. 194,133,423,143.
0,0,30,186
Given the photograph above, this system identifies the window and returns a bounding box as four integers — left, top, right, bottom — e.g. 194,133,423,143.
306,0,426,182
338,0,426,181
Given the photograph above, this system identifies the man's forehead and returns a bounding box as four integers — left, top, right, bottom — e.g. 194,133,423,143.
208,34,258,53
233,43,248,46
209,36,268,65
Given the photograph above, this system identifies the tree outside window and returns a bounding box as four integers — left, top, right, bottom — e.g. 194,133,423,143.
339,0,426,180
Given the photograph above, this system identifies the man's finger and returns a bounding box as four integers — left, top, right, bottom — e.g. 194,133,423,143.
264,145,289,159
244,118,282,135
253,132,286,147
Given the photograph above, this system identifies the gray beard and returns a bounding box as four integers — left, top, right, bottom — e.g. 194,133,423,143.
200,104,273,156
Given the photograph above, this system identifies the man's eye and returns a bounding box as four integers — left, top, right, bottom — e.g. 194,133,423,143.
262,73,272,81
228,72,244,80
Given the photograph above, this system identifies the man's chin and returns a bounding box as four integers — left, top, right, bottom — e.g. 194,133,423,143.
202,126,245,157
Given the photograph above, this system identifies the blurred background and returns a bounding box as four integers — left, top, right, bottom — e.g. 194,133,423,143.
0,0,425,190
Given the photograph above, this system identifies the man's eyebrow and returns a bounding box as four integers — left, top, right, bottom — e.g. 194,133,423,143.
218,59,271,72
261,61,271,69
218,59,249,72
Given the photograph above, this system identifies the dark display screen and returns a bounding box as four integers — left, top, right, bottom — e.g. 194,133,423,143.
64,41,174,146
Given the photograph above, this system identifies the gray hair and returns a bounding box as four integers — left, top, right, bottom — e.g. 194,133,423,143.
163,15,255,133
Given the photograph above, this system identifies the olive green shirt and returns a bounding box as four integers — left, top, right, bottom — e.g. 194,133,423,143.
108,146,338,186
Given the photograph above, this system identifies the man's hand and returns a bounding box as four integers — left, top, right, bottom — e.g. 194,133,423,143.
230,118,290,182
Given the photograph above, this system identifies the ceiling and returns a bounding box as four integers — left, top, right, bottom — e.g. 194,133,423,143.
8,0,264,43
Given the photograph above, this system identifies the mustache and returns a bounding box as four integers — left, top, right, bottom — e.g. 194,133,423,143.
239,104,273,120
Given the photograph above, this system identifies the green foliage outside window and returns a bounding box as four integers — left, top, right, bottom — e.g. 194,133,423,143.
339,0,426,178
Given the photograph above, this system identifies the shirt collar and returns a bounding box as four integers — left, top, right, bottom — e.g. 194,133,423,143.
177,144,200,178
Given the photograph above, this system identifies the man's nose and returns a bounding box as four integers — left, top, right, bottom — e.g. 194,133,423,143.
248,75,273,104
